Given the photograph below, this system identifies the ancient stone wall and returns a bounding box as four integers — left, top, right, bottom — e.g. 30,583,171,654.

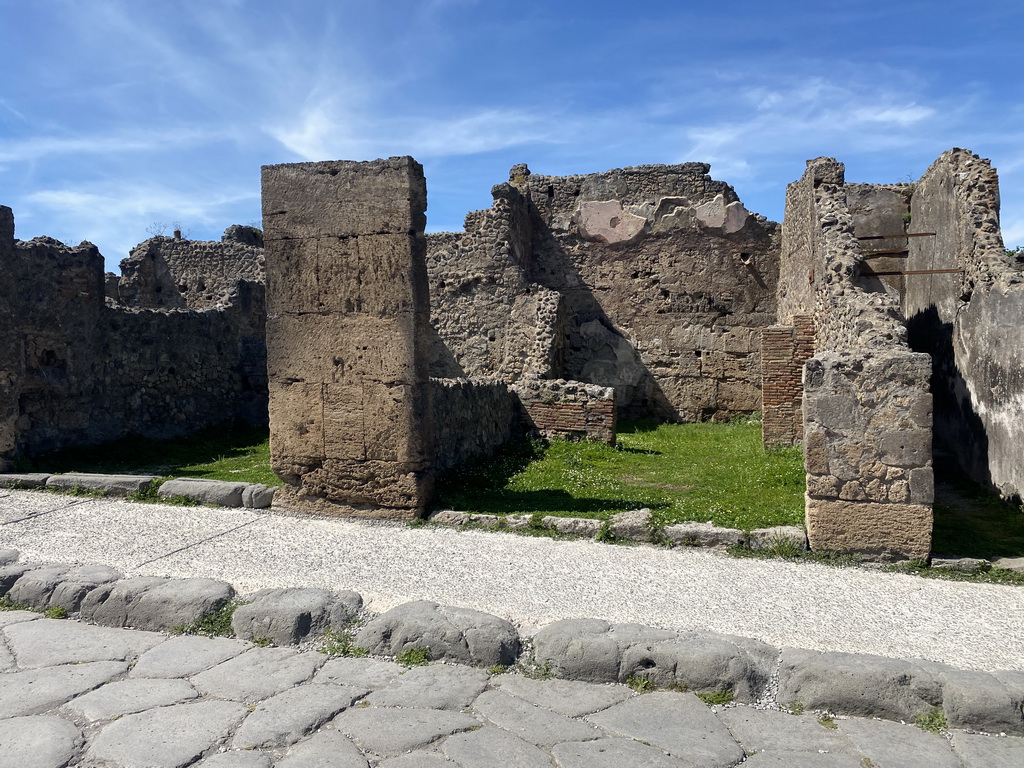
760,317,814,448
778,160,934,558
262,157,434,516
0,210,267,467
430,378,519,471
511,376,616,445
117,227,265,310
905,148,1024,498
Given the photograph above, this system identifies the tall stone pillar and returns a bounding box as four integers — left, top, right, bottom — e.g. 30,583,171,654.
261,157,434,517
0,206,22,470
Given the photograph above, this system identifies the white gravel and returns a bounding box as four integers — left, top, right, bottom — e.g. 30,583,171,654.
2,490,1023,672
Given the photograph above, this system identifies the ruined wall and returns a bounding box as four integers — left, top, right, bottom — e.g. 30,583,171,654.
778,160,934,558
262,157,434,516
118,227,265,310
431,378,519,471
0,209,267,467
905,148,1024,498
512,376,616,445
760,318,814,448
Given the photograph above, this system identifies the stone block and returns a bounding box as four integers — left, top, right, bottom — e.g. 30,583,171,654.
158,478,247,507
268,381,325,463
748,526,807,551
609,508,653,541
231,587,362,645
879,430,932,468
663,521,743,548
0,473,50,489
45,473,158,496
365,664,489,711
0,716,83,768
261,157,427,241
264,237,319,315
354,600,520,667
241,484,276,509
806,498,932,559
940,668,1024,735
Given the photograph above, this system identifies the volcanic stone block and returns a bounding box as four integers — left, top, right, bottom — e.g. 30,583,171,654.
262,157,434,515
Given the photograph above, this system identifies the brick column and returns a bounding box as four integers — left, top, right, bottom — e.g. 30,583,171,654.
261,157,434,517
761,314,814,448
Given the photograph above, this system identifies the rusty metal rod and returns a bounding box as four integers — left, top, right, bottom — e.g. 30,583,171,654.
856,232,936,240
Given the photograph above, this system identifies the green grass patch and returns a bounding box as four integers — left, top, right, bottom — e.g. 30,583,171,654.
435,419,805,530
173,600,242,637
696,690,734,706
396,646,431,666
914,707,947,734
26,425,281,487
931,456,1024,559
319,628,369,658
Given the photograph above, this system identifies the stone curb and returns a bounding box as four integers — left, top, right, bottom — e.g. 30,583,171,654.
0,473,277,509
1,549,1021,735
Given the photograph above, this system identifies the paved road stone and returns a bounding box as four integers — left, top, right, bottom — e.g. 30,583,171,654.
472,689,601,747
196,752,274,768
741,753,868,767
86,700,248,768
586,691,744,768
62,677,198,722
551,737,689,767
376,753,455,767
130,634,250,678
3,617,164,668
365,663,489,710
232,682,367,748
442,725,555,767
276,729,368,768
839,716,964,768
717,706,858,755
0,609,37,627
0,636,15,672
190,647,325,703
951,731,1024,767
491,674,631,717
330,706,480,756
0,661,127,718
0,715,82,768
314,656,404,689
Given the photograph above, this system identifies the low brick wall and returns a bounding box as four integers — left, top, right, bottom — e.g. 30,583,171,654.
512,377,616,445
761,315,814,448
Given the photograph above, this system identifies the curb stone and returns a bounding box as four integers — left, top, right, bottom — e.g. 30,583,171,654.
1,549,1022,737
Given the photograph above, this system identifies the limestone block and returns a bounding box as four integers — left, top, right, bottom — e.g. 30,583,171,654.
806,498,931,559
241,484,276,509
158,478,247,507
264,237,319,315
45,473,158,496
274,465,430,517
663,521,743,548
262,157,427,241
319,234,428,317
268,381,325,463
879,430,932,468
0,473,50,489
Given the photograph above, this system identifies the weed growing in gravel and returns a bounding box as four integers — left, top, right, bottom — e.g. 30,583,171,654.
173,600,242,637
0,596,31,611
914,707,947,734
44,484,106,499
250,636,273,647
319,628,369,658
786,701,805,715
696,690,734,706
818,714,838,729
487,664,509,675
126,480,199,506
396,647,431,666
43,606,68,619
626,675,656,693
515,658,554,680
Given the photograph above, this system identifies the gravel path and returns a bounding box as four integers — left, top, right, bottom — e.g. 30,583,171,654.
2,490,1023,672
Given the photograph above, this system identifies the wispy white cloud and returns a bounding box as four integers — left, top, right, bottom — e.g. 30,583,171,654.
0,128,221,163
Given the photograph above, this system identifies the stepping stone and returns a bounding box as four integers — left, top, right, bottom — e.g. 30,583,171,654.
231,587,362,645
443,725,554,768
314,657,404,689
191,647,325,703
0,715,83,768
471,690,601,747
354,600,519,667
63,678,198,722
87,700,248,768
4,618,164,669
233,683,366,749
551,738,687,768
0,661,127,718
277,730,367,768
331,707,479,757
586,692,744,768
839,717,963,768
132,634,250,679
717,707,857,755
365,664,489,711
492,674,632,717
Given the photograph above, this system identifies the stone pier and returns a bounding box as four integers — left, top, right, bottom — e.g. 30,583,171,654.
261,157,434,517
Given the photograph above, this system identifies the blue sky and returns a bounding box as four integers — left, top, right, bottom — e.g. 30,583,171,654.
1,0,1022,266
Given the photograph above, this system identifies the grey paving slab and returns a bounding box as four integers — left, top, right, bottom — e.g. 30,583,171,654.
0,661,127,718
839,716,963,768
3,617,164,668
376,753,456,767
130,634,250,679
330,707,480,757
551,738,689,767
717,706,858,755
314,656,404,689
951,731,1024,767
276,730,368,768
472,689,601,747
365,663,489,711
442,726,554,768
491,674,632,717
0,715,82,768
0,609,38,627
232,682,366,749
87,700,248,768
586,692,744,768
740,753,868,767
62,677,198,722
190,647,325,703
196,752,274,768
0,635,14,672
